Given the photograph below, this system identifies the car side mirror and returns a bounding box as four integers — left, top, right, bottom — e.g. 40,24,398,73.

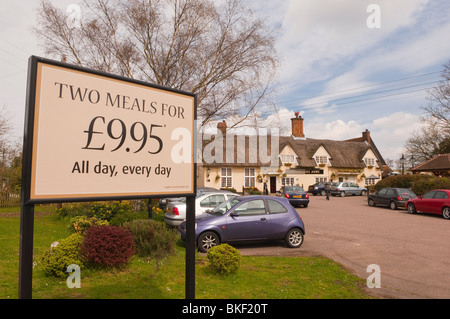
230,211,240,217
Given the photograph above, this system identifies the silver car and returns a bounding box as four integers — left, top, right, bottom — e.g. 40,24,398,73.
330,182,367,197
164,191,238,226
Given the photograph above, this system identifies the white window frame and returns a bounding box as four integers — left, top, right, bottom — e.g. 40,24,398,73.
221,168,232,188
281,154,295,164
281,177,295,186
315,177,328,183
315,156,328,165
364,158,376,167
244,168,256,188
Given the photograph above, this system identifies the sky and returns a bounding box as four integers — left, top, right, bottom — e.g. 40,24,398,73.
1,0,450,164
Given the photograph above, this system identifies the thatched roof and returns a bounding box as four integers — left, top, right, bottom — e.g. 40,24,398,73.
201,133,277,167
201,132,386,169
280,136,381,168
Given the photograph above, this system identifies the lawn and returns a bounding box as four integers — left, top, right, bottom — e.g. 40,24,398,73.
0,205,373,299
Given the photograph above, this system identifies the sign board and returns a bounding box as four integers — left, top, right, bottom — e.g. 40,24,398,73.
23,56,196,203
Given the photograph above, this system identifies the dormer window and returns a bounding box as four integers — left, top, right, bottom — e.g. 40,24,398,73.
315,156,328,165
364,158,376,167
281,154,295,164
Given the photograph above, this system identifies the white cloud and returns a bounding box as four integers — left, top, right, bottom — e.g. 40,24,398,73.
370,112,426,160
277,0,431,88
305,119,363,141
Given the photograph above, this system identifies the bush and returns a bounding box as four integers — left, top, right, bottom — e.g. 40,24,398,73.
125,219,178,271
81,225,135,268
56,201,134,222
68,216,109,235
207,244,241,275
85,201,133,221
412,176,450,196
374,174,450,196
41,233,84,278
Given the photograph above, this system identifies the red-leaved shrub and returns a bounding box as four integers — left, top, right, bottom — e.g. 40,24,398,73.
81,225,135,268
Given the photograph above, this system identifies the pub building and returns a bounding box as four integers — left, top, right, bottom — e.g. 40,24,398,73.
199,113,387,194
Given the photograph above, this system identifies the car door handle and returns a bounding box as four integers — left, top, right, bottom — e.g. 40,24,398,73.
260,217,267,221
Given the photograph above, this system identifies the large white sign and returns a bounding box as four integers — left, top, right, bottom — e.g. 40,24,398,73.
25,57,195,201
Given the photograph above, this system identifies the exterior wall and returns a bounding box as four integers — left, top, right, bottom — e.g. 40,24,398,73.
203,163,383,191
203,166,265,192
202,145,383,191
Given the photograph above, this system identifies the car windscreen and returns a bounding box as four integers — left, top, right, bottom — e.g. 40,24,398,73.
210,198,241,215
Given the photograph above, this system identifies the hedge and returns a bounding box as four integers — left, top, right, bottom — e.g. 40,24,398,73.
373,174,450,196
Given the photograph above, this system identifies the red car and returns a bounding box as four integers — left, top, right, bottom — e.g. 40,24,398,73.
406,189,450,219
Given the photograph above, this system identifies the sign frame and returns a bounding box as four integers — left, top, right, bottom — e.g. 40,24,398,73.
22,56,196,205
19,56,197,299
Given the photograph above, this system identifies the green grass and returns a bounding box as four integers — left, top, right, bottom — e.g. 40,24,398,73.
0,206,373,299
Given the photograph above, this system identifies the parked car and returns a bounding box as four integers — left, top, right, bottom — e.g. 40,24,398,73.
178,195,306,252
307,182,327,196
330,182,367,197
164,191,238,226
406,189,450,219
159,187,219,209
278,186,310,207
368,188,417,210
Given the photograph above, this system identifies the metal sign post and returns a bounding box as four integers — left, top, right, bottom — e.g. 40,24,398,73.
19,56,197,299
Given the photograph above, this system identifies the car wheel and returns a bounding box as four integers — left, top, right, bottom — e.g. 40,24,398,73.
340,191,345,197
407,203,417,214
442,207,450,220
320,190,326,196
197,231,220,253
361,190,367,196
389,201,397,210
368,198,376,207
285,228,304,248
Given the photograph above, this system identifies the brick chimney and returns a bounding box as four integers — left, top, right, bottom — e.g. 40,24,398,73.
362,129,371,144
291,112,305,139
217,120,227,136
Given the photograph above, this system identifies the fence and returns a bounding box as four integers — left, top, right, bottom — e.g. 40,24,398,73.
0,193,20,207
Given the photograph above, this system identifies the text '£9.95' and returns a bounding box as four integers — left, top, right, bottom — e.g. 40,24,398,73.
82,116,164,154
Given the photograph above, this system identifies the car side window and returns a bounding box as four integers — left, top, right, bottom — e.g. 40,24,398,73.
386,189,395,196
267,199,287,214
234,199,266,216
350,183,358,187
378,189,387,195
200,194,225,207
422,191,436,199
342,183,349,187
434,191,448,199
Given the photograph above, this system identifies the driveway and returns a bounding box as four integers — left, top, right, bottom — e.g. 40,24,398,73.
234,195,450,299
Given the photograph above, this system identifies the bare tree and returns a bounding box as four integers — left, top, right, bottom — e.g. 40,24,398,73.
405,60,450,163
423,61,450,132
34,0,279,129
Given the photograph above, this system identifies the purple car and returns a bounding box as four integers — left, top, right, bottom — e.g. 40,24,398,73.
178,195,305,252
